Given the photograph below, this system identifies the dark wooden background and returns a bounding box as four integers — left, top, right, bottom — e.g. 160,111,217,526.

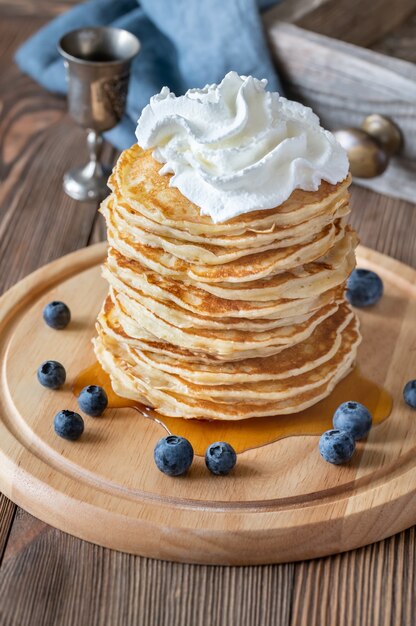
0,2,415,625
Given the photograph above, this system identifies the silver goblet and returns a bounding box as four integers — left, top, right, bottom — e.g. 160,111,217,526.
58,27,140,202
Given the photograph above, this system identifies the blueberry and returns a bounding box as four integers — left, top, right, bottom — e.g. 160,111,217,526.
78,385,108,417
205,441,237,475
37,360,66,389
43,301,71,330
403,380,416,409
54,410,84,441
319,429,356,465
346,269,383,307
154,435,194,476
333,401,372,440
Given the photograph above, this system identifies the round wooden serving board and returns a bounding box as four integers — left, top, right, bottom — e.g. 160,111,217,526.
0,243,415,565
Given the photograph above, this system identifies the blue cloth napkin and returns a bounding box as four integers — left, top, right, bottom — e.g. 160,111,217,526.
15,0,281,150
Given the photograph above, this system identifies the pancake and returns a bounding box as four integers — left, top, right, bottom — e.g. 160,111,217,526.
108,302,355,383
110,144,352,236
109,287,342,359
96,317,356,402
104,197,349,283
94,314,360,419
102,194,351,267
108,191,351,253
102,264,337,332
103,197,356,294
112,182,350,249
94,144,360,420
106,248,346,320
107,227,356,302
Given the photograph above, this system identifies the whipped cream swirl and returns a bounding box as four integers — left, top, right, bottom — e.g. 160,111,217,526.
135,72,349,223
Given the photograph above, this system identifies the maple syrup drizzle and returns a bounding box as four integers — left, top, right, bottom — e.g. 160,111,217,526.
73,362,393,456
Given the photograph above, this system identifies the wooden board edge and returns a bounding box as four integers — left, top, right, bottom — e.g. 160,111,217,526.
0,242,107,332
0,244,415,564
0,445,415,565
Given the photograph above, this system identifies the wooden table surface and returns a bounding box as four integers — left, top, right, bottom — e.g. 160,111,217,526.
0,4,416,625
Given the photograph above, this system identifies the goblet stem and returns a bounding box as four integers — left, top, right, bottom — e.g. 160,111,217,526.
87,130,103,167
63,130,111,202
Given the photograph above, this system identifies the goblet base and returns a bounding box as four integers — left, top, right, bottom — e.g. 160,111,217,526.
63,161,112,202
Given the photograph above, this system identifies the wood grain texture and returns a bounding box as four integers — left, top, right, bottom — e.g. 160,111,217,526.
0,511,415,626
0,0,76,18
0,3,415,624
0,17,115,295
0,7,112,568
0,508,295,626
372,10,416,64
290,527,416,626
0,496,15,563
264,0,416,47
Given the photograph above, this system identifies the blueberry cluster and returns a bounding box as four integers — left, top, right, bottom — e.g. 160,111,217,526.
319,378,416,464
39,301,238,470
325,268,416,464
319,401,372,465
51,385,108,441
319,268,376,463
154,437,237,477
38,301,108,441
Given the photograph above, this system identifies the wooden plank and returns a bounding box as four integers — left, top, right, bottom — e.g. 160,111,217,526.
0,496,15,563
264,0,416,48
0,509,295,626
290,528,415,625
1,510,47,563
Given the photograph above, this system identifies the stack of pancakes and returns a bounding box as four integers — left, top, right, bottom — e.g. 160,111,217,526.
94,144,361,420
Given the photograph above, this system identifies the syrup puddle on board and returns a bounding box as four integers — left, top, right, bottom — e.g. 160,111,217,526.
73,362,392,456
